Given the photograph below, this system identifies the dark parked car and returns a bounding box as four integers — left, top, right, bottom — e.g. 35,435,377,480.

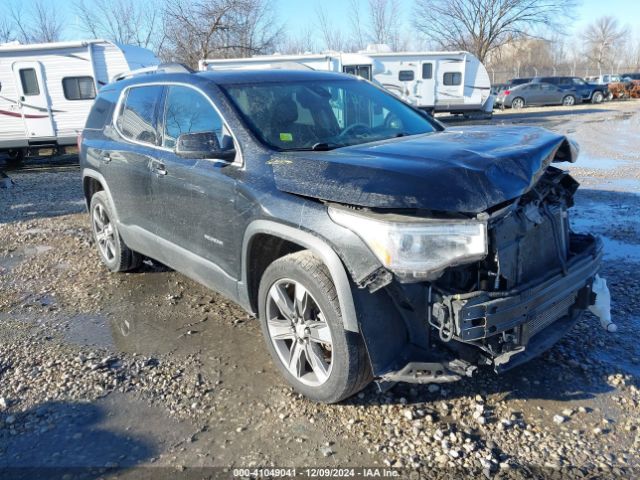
496,82,581,108
506,77,532,86
621,73,640,81
532,76,608,103
80,68,602,403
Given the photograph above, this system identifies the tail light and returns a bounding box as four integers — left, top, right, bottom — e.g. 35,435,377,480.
504,90,511,95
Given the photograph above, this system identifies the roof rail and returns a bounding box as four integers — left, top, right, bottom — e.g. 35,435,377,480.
110,63,194,83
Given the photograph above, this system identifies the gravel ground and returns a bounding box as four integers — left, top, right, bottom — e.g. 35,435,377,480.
1,100,639,479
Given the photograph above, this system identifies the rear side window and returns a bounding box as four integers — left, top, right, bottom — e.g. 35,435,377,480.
398,70,414,81
443,72,461,86
85,88,120,130
422,63,433,79
116,85,163,145
63,77,96,100
162,86,223,149
19,68,40,96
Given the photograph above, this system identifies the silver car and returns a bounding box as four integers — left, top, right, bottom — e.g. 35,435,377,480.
497,82,582,109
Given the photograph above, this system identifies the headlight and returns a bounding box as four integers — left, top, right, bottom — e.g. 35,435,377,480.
329,207,487,281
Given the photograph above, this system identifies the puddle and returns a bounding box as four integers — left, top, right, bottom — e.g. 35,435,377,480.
63,314,116,349
593,178,640,193
571,194,640,260
572,214,640,261
0,245,53,273
592,316,640,378
572,155,629,170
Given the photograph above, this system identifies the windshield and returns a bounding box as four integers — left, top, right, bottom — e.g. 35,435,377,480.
219,78,438,151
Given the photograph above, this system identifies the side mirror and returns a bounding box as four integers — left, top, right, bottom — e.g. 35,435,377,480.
175,132,235,161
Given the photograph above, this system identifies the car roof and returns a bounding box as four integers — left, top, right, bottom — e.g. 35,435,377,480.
197,69,353,84
105,68,358,91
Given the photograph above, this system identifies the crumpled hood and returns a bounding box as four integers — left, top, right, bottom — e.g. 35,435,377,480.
270,125,578,214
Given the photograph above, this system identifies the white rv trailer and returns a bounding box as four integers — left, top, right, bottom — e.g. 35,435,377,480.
0,39,159,161
366,51,494,114
199,53,375,80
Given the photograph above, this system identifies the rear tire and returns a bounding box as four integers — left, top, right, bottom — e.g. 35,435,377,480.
90,191,142,272
562,95,576,106
592,91,604,104
258,251,372,403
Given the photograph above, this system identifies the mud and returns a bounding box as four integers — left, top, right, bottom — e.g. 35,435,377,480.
1,100,639,478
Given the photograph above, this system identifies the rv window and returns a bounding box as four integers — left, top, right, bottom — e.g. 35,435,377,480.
422,63,433,79
19,69,40,96
443,72,462,86
63,77,96,101
398,70,414,81
342,65,372,81
116,85,163,145
162,86,224,149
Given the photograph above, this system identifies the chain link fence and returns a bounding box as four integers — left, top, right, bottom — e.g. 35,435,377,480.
487,66,640,84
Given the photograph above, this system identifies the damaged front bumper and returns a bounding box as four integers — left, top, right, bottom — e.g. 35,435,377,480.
379,234,602,384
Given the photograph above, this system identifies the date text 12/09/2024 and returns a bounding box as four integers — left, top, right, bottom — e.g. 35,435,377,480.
232,468,401,477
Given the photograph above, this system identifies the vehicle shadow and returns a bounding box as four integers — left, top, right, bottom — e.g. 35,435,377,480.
0,400,155,480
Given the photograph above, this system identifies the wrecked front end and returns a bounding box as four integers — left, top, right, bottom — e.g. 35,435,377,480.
332,167,602,384
426,167,602,375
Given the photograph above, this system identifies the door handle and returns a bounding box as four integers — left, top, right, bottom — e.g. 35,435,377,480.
101,153,111,163
151,162,167,176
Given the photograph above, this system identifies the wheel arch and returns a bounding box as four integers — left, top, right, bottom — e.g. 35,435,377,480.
241,220,360,333
82,169,119,221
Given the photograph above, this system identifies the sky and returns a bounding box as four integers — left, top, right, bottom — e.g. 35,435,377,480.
25,0,640,46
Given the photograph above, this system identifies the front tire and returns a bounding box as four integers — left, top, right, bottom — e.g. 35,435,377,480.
258,251,372,403
90,191,142,272
511,97,525,109
562,95,576,106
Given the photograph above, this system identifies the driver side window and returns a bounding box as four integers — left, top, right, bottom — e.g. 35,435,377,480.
162,86,224,149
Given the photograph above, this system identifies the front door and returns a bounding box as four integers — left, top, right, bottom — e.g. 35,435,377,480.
153,85,239,284
11,61,55,139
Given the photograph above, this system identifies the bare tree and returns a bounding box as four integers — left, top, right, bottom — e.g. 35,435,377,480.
162,0,283,67
74,0,166,52
583,16,628,73
0,18,15,43
277,26,319,54
30,0,64,42
348,0,367,51
316,4,349,51
367,0,402,50
4,0,64,43
413,0,575,63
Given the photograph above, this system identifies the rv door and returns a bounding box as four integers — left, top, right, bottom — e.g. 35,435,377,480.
419,61,436,108
11,61,55,140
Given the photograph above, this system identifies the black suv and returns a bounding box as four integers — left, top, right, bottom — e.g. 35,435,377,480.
532,76,608,103
80,69,602,403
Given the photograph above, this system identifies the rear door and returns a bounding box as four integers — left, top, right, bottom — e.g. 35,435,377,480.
106,84,164,234
539,83,559,104
11,61,55,139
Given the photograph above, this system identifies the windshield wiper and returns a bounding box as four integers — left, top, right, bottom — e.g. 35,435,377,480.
311,142,344,151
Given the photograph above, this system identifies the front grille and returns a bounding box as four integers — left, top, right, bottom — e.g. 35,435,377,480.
522,292,576,341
